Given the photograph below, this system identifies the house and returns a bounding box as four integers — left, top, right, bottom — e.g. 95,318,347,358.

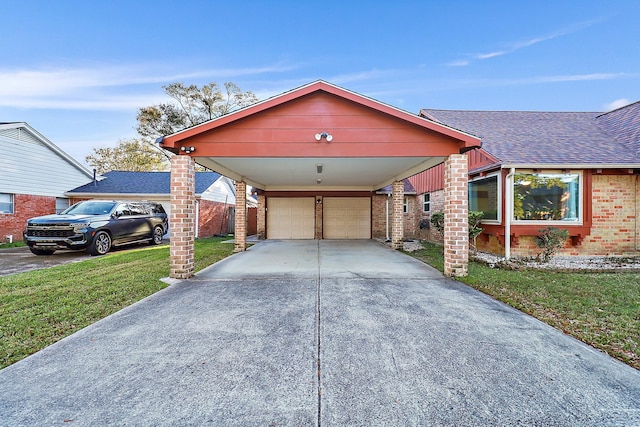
157,80,481,279
0,122,94,243
66,171,252,238
410,100,640,257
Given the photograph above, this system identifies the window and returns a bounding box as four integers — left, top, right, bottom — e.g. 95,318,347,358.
423,193,430,212
56,198,69,214
0,193,14,214
468,174,499,221
513,172,580,222
403,197,409,214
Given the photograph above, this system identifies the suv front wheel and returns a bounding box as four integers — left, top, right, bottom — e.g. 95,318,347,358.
150,225,164,245
88,231,112,256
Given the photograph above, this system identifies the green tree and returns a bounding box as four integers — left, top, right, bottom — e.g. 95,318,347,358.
85,138,169,174
136,81,259,143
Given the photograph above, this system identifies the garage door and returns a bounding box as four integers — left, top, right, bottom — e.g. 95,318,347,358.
323,197,371,239
267,198,315,239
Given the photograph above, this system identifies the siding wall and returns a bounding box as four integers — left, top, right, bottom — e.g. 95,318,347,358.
0,131,92,197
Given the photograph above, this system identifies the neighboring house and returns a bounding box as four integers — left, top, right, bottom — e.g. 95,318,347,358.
410,101,640,257
0,122,94,242
66,171,252,238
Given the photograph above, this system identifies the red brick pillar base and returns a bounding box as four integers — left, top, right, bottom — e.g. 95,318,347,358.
391,180,404,249
257,193,266,240
234,181,247,252
444,154,469,277
170,156,195,279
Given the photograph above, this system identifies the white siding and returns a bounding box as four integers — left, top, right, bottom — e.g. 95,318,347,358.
201,177,236,204
0,128,93,197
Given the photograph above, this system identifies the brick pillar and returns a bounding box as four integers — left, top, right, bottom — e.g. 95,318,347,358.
391,180,404,249
257,193,266,240
234,181,247,252
315,196,323,239
444,154,468,277
170,155,195,279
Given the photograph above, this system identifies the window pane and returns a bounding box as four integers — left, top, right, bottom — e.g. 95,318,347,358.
423,193,430,212
468,176,498,220
0,193,13,214
56,198,69,214
513,173,580,221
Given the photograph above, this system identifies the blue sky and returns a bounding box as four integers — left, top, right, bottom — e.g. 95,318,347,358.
2,0,639,165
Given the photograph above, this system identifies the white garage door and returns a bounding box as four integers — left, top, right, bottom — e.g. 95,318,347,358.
267,197,315,239
323,197,371,239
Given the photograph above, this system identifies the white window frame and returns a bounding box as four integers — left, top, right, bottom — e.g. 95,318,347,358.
423,193,430,212
469,172,501,224
403,197,409,214
512,170,583,225
0,193,14,214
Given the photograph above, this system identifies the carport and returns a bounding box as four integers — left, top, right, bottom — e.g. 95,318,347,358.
158,81,481,279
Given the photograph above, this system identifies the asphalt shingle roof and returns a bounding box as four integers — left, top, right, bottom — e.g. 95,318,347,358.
68,171,222,194
421,105,640,166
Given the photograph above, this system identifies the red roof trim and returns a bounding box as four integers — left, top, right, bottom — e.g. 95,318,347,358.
160,81,481,150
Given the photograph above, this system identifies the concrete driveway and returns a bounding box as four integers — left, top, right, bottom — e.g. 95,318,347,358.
0,240,639,426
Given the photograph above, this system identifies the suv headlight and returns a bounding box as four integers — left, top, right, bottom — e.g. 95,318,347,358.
73,223,90,233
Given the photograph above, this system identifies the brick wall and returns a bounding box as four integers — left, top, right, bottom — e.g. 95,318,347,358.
197,200,229,238
403,195,418,239
234,181,247,252
256,194,266,239
580,174,639,255
416,189,445,242
0,194,56,242
371,194,388,239
391,181,404,249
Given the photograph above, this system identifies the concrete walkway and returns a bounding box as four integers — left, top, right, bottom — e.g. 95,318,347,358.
1,240,639,426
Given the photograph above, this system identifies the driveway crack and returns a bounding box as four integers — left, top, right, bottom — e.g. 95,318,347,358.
316,239,322,427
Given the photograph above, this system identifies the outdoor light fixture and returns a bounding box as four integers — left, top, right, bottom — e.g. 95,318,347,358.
317,178,322,184
316,163,323,173
180,146,196,154
314,132,333,142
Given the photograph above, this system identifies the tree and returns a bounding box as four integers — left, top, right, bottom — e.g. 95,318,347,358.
136,81,259,143
85,138,169,174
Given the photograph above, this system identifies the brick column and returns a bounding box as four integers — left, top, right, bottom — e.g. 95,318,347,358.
234,181,247,252
256,193,266,240
391,180,404,249
170,155,195,279
444,154,469,277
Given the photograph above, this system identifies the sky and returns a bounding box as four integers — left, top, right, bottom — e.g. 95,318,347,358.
2,0,640,166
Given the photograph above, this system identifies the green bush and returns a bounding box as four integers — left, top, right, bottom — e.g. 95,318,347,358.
429,211,484,252
535,227,569,262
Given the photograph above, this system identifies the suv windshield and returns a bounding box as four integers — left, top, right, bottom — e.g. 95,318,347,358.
62,201,117,215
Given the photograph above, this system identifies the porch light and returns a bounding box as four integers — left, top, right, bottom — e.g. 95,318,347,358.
180,146,196,154
314,132,333,142
317,178,322,184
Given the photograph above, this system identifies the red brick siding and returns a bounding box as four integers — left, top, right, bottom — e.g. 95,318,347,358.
416,189,445,242
443,154,469,277
0,194,56,242
197,200,230,238
371,195,388,239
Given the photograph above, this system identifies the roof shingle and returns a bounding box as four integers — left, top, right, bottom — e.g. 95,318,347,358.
68,171,222,195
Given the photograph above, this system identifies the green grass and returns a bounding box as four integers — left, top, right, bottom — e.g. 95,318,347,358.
0,241,25,249
409,243,640,370
0,237,233,369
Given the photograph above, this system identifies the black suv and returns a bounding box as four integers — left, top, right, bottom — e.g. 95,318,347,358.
23,200,168,256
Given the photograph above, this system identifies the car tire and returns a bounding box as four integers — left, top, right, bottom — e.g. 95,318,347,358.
150,226,164,245
29,247,56,256
88,231,112,256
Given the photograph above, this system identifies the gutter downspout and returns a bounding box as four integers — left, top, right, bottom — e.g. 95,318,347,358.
505,168,515,259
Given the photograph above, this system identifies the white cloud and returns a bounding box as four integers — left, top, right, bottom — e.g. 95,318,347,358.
0,63,297,110
603,98,630,111
447,19,599,67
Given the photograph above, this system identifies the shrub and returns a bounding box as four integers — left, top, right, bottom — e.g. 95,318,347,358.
535,227,569,262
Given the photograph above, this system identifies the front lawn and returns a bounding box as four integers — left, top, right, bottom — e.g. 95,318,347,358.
409,243,640,370
0,237,233,369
